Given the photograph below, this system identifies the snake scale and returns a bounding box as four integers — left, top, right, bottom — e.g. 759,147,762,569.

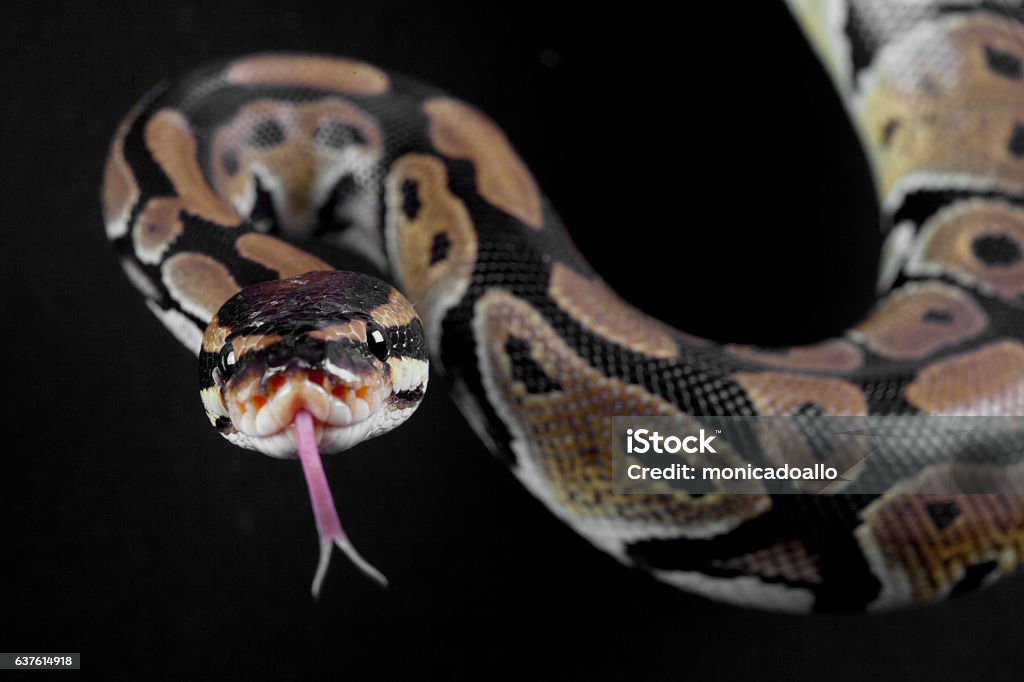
103,0,1024,612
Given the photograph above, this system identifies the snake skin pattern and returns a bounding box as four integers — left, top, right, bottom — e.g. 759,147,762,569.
103,0,1024,612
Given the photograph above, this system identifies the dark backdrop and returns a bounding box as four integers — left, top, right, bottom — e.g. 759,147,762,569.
4,0,1022,679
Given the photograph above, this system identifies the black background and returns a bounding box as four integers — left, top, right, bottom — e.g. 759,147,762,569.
4,0,1023,679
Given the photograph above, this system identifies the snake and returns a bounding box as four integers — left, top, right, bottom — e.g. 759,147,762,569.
102,0,1024,612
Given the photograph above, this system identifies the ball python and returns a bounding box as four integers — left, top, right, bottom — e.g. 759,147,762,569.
102,0,1024,612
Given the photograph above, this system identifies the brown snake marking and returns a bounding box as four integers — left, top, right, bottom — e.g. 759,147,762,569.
732,371,872,494
726,339,864,373
856,461,1024,606
732,372,869,417
145,109,243,228
383,153,477,312
369,288,423,328
858,12,1024,206
908,199,1024,302
104,3,1024,611
234,232,331,276
162,252,241,322
102,111,141,239
726,539,824,586
133,197,185,265
210,98,384,236
548,262,681,360
851,281,988,360
474,289,771,541
424,97,544,230
225,54,390,95
309,320,369,344
906,340,1024,413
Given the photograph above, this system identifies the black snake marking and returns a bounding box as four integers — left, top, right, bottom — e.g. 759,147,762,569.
103,1,1024,611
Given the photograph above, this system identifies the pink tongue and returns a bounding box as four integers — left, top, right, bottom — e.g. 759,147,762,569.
293,409,387,597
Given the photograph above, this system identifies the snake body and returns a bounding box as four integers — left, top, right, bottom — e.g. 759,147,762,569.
104,1,1024,611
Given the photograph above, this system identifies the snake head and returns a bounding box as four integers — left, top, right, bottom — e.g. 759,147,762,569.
198,270,429,458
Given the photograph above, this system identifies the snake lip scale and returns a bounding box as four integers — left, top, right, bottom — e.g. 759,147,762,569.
105,1,1024,611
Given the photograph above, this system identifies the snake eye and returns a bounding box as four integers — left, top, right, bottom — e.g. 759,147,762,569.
218,342,238,379
367,325,390,362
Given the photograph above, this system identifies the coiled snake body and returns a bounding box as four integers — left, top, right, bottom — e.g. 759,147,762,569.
103,1,1024,611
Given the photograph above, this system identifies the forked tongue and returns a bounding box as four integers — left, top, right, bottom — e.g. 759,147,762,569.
293,409,388,597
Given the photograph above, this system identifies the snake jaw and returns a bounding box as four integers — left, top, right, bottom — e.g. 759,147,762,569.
225,366,387,445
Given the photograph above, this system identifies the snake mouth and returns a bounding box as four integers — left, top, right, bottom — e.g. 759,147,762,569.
226,368,384,439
